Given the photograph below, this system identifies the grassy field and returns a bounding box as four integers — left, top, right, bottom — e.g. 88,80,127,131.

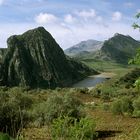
81,58,138,76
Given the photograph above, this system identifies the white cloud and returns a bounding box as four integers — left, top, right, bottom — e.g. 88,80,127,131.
35,12,58,24
112,11,122,21
64,14,76,24
0,21,139,50
0,0,4,5
96,16,103,22
124,2,134,8
0,9,139,50
75,9,96,19
137,9,140,13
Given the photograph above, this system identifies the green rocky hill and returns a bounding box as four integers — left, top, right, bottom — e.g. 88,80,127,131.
100,33,140,63
0,27,97,88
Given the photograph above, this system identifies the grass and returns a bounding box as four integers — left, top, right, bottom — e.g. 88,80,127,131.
81,58,139,76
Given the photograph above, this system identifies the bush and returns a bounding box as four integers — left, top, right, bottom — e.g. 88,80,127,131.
33,93,83,126
133,97,140,117
111,99,122,115
0,133,10,140
50,116,97,140
111,97,133,115
0,91,33,137
120,97,133,114
102,103,110,111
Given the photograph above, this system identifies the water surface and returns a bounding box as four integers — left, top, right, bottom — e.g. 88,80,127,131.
72,75,107,88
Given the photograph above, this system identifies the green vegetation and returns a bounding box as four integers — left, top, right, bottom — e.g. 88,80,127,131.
80,58,139,76
32,93,83,126
50,116,96,140
111,97,133,115
0,87,98,140
0,83,139,140
133,12,140,30
0,88,32,137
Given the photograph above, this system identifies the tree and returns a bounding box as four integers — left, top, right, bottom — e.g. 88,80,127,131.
129,12,140,64
129,13,140,92
132,13,140,30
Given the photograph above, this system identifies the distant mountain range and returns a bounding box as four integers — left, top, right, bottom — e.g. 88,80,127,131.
0,27,97,88
65,33,140,64
65,40,103,57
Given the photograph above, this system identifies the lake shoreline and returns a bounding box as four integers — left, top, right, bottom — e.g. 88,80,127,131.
72,72,116,89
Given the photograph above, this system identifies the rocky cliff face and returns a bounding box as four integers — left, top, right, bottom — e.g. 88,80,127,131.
0,48,7,62
0,27,97,88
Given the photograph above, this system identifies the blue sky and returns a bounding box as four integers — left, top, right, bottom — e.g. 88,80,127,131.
0,0,140,49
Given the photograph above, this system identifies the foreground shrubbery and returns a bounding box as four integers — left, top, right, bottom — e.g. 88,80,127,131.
32,93,83,126
111,97,133,115
50,116,97,140
133,97,140,117
0,88,33,137
0,87,98,140
111,96,140,117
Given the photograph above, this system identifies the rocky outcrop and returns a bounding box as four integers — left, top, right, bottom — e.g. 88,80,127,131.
0,27,97,88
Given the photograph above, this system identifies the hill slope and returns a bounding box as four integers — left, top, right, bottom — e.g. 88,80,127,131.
65,40,103,56
0,27,97,88
100,33,140,63
75,34,140,64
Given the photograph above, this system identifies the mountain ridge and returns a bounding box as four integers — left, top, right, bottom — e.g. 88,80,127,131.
66,33,140,64
65,39,103,56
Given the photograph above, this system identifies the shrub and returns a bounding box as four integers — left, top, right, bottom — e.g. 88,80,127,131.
50,116,97,140
111,97,133,115
120,97,133,114
0,91,32,137
111,99,122,115
102,103,110,111
133,97,140,117
0,133,10,140
33,93,83,126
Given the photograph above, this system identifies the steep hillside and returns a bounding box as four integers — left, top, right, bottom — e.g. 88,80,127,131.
65,40,103,56
0,27,97,88
100,33,140,63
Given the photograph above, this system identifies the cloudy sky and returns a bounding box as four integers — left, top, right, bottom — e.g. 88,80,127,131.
0,0,140,49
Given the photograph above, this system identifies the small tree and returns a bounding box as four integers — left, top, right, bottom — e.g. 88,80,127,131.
129,13,140,92
133,13,140,30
